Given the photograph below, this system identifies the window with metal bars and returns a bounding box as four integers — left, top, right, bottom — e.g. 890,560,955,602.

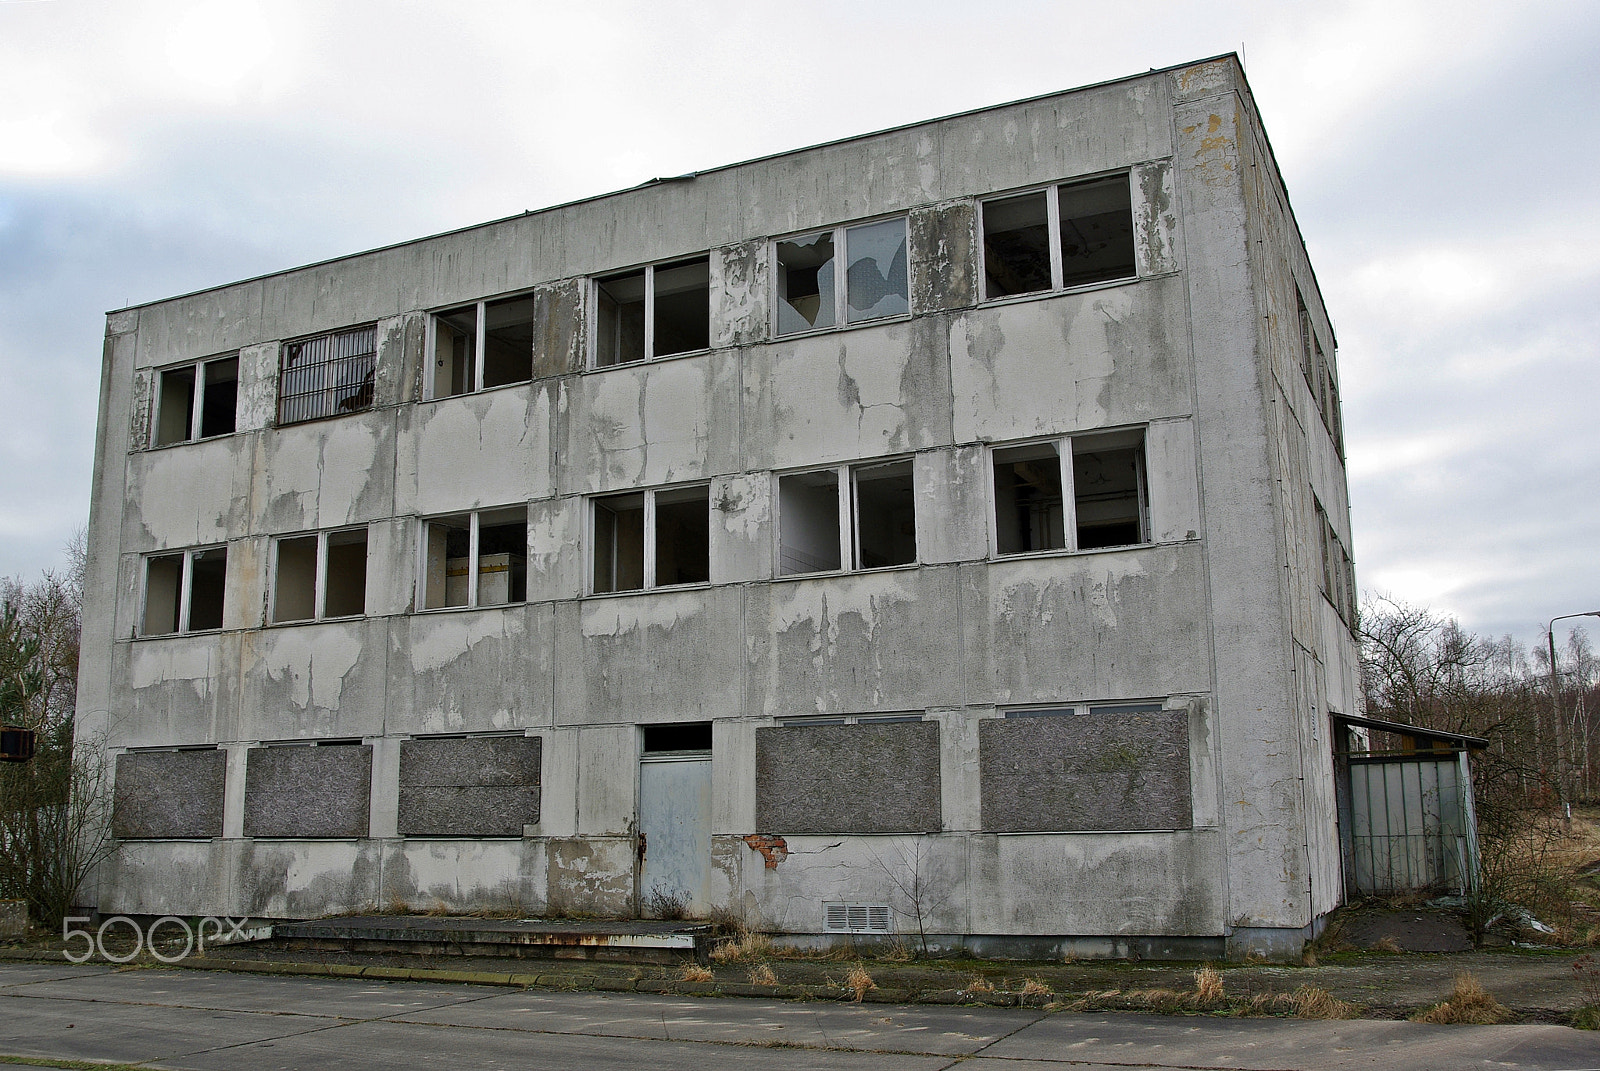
277,325,377,425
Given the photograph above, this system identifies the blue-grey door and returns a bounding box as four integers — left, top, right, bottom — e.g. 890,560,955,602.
638,757,713,916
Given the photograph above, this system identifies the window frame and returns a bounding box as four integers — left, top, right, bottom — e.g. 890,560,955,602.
987,429,1150,558
587,483,712,595
416,506,529,612
771,215,910,338
978,172,1138,303
425,292,537,400
775,458,919,577
151,354,238,447
1002,700,1168,719
1297,290,1345,455
139,544,228,637
589,255,713,369
269,526,370,625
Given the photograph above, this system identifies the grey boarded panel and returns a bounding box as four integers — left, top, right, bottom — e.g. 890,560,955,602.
112,750,226,839
397,785,540,837
980,710,1191,832
755,722,940,834
399,736,541,788
243,745,372,838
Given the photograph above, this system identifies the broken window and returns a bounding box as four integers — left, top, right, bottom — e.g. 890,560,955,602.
593,256,710,367
591,484,709,593
142,545,228,636
775,217,907,335
982,174,1135,300
1297,289,1345,452
777,459,916,575
277,325,376,425
1316,500,1357,629
420,507,527,610
429,294,536,398
271,527,369,623
153,355,237,446
992,430,1147,555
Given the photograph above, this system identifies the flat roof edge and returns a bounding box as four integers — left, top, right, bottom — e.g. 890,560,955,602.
108,53,1240,317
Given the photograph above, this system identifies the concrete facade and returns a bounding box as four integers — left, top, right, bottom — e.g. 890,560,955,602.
76,55,1360,960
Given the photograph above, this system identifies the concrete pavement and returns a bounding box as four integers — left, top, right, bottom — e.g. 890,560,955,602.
0,962,1597,1070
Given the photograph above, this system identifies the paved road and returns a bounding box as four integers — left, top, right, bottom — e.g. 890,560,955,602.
0,962,1596,1070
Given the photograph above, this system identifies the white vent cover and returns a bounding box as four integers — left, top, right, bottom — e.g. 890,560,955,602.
824,902,891,934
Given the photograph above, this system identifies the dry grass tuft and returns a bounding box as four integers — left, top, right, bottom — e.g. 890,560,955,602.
710,930,773,964
1192,966,1224,1007
1020,977,1053,999
965,974,996,993
878,939,913,962
425,899,451,917
1370,935,1403,954
747,963,778,986
844,962,876,1001
1410,972,1512,1025
679,963,714,983
1289,985,1360,1020
385,894,410,916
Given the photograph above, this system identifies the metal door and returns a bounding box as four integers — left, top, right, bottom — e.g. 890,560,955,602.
638,757,712,916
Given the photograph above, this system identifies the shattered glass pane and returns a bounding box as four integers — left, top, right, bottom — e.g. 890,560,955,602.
844,218,907,323
776,232,835,334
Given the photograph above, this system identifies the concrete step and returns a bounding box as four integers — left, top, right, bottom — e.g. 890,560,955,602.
267,915,713,964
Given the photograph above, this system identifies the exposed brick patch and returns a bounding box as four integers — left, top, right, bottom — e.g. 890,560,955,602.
743,834,789,869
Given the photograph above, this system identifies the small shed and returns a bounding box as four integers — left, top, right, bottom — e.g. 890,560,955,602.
1332,713,1487,898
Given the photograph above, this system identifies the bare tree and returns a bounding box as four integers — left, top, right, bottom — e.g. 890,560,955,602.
0,547,114,925
868,837,952,958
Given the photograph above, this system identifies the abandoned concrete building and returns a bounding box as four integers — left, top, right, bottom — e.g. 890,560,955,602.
76,54,1361,960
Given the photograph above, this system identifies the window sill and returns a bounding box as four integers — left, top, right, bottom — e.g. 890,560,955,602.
991,541,1156,563
143,431,238,452
415,601,527,615
265,614,368,628
771,311,912,343
584,581,714,599
133,627,225,641
774,561,921,582
420,379,534,404
587,345,714,373
979,273,1139,310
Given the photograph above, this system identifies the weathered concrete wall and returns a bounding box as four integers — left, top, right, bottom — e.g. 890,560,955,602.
397,735,541,837
112,750,226,839
754,722,941,834
242,745,372,838
979,709,1192,832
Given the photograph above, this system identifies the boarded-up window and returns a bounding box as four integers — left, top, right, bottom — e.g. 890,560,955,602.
112,750,226,839
243,743,372,838
755,720,940,833
980,704,1191,832
398,736,542,837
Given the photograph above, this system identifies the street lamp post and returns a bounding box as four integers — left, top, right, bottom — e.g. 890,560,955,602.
1547,611,1600,819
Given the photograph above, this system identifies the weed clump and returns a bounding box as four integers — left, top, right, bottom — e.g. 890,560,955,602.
1410,972,1512,1025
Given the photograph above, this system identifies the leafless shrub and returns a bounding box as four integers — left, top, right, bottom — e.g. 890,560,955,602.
645,882,689,920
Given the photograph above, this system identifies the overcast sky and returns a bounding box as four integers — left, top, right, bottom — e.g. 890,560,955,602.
1,0,1595,651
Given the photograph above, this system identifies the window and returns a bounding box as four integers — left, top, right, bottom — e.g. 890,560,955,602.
271,527,369,623
981,174,1135,300
775,217,907,335
1004,701,1166,719
591,484,709,593
420,507,527,610
1297,291,1344,453
991,430,1147,555
593,256,710,366
142,546,227,635
153,355,237,446
277,325,376,425
428,294,535,398
1316,501,1357,629
777,460,916,575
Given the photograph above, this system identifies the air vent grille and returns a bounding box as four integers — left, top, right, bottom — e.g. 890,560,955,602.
823,901,891,934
